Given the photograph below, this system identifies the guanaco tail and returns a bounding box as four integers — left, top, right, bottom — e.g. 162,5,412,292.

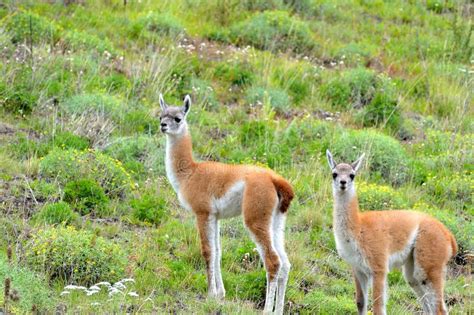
326,150,457,315
159,94,294,314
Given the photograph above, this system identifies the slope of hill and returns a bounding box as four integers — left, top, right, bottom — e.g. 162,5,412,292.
0,0,472,313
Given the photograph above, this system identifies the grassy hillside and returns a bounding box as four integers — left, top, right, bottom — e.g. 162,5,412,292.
0,0,472,313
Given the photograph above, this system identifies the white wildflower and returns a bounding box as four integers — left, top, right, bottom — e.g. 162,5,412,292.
128,291,139,297
60,291,70,296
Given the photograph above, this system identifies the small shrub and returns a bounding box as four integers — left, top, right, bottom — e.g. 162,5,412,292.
51,131,90,150
131,12,185,38
189,78,219,110
122,109,160,135
30,180,61,202
61,93,123,120
355,91,402,132
229,10,315,53
24,226,127,285
0,256,53,312
64,179,110,216
0,80,38,114
105,136,164,177
330,129,410,186
357,182,407,210
33,201,78,225
214,61,255,86
424,173,472,208
131,193,167,225
63,29,115,54
39,148,134,197
246,86,290,113
4,11,60,45
321,68,378,110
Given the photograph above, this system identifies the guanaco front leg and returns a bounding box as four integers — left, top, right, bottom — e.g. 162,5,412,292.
196,213,217,297
372,271,388,315
354,268,369,315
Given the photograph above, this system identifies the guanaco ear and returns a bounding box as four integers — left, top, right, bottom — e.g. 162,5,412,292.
326,150,336,170
351,153,365,173
183,95,191,116
159,93,167,111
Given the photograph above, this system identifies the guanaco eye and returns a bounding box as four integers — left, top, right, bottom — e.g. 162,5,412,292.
350,174,355,180
332,173,337,179
174,117,181,123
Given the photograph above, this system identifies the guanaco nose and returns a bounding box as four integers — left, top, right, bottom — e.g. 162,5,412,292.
161,122,167,127
340,180,347,185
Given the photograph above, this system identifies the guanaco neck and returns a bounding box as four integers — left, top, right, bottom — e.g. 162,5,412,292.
332,186,361,235
165,127,197,193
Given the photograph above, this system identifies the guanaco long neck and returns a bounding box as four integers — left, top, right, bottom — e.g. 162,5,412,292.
333,187,361,235
165,129,196,192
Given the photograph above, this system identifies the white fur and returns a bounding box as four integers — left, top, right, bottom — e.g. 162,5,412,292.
211,180,245,219
206,215,218,297
333,187,371,274
165,134,192,211
388,227,418,270
272,210,290,315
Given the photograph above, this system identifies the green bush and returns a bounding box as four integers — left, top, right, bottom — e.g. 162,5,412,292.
39,148,134,197
229,10,315,53
355,91,402,132
122,109,160,135
33,201,79,225
64,179,110,216
131,193,167,225
357,182,407,210
4,11,60,45
131,12,186,38
330,129,410,186
51,131,90,150
246,86,290,113
424,173,472,209
24,226,127,285
30,180,61,202
214,61,255,86
63,29,115,54
0,80,38,114
321,69,401,130
0,256,53,312
321,68,378,110
104,136,164,177
61,93,123,120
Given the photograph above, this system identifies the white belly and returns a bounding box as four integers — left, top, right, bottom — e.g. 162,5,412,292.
211,181,245,219
388,228,418,270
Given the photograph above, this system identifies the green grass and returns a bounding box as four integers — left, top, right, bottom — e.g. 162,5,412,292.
0,0,472,313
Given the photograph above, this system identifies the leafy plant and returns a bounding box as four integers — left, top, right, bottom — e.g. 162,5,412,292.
4,11,60,45
33,201,79,225
24,226,127,285
246,86,290,113
228,10,315,53
39,148,134,197
131,193,167,225
131,12,186,38
64,179,110,216
357,182,407,210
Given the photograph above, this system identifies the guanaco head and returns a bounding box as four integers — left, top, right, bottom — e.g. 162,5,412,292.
159,94,191,136
326,150,365,193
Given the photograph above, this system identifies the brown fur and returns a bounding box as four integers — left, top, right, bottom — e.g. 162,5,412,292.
327,152,456,315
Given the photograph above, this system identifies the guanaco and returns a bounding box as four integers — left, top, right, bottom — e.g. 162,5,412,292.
159,94,294,314
326,150,457,315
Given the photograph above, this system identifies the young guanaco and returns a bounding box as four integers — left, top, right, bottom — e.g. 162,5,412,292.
159,94,294,314
326,150,457,315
